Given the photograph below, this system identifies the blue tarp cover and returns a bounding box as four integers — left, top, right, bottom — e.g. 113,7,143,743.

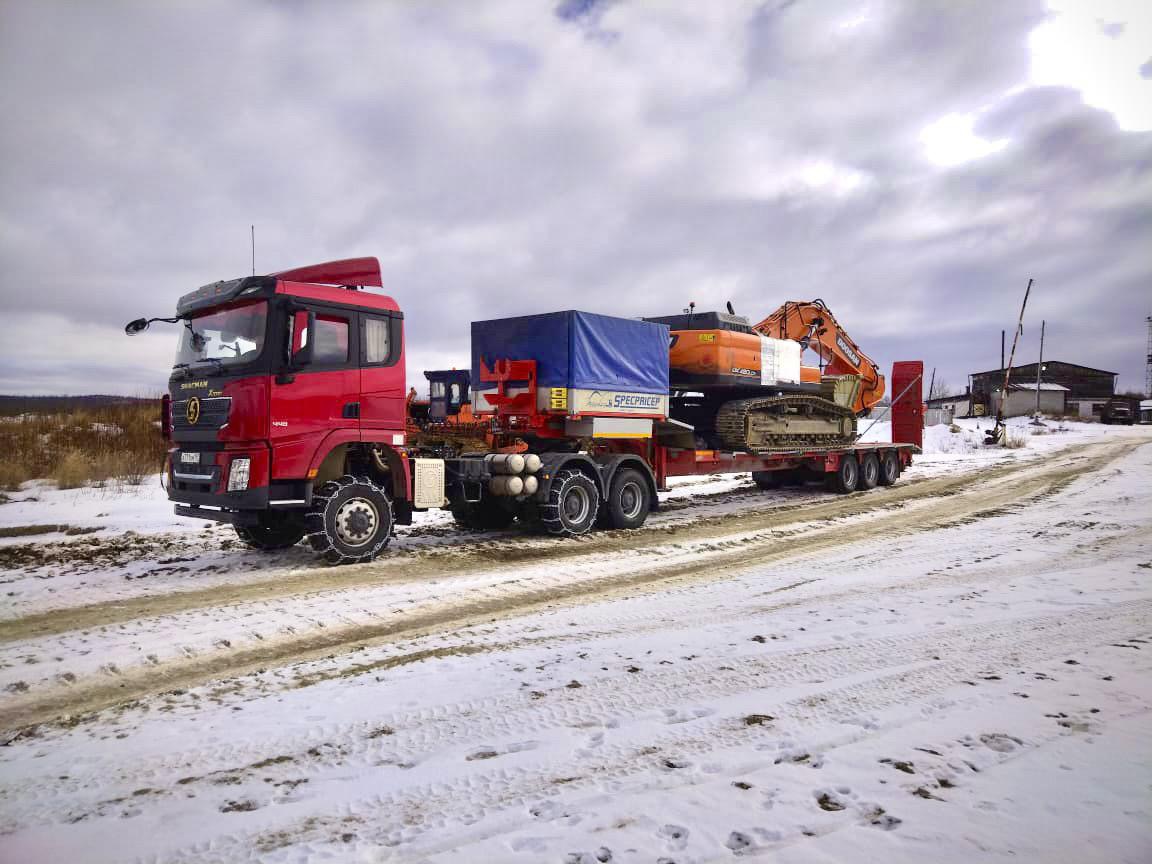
472,311,669,394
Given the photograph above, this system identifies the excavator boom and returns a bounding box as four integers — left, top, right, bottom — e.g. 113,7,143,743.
752,300,885,414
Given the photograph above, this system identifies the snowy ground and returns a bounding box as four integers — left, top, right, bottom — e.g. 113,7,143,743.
0,420,1149,863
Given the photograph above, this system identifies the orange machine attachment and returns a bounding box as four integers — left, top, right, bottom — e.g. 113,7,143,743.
752,300,885,414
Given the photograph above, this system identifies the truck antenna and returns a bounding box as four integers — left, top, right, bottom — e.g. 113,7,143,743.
250,225,256,276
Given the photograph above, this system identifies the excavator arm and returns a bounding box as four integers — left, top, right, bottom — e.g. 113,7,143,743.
753,300,885,414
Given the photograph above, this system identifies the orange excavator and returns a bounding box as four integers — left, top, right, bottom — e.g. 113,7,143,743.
645,299,884,452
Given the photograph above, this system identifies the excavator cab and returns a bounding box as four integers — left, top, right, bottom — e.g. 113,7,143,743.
425,369,471,421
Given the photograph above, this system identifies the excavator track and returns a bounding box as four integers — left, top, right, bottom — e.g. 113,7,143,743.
715,394,856,453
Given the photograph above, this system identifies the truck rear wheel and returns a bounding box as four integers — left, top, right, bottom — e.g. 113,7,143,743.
540,468,600,537
306,475,394,565
826,455,859,494
234,511,305,551
605,468,650,530
859,453,880,489
878,450,901,486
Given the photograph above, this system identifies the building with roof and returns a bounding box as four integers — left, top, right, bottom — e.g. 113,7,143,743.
990,382,1068,418
968,361,1116,418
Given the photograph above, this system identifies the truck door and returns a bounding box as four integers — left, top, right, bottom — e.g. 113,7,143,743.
359,312,406,442
270,306,360,480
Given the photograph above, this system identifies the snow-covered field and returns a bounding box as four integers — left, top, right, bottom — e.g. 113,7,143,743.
0,420,1149,863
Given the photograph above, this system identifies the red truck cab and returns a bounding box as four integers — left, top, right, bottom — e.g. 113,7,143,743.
158,258,411,562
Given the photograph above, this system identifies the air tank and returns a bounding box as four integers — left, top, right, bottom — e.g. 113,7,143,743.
488,474,524,496
485,453,526,475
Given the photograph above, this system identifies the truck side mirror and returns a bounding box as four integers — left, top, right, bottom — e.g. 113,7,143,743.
125,318,150,335
291,310,316,368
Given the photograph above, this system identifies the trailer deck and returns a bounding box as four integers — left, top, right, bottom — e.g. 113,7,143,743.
655,441,919,487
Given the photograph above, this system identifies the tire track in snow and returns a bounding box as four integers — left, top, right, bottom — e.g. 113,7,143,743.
0,440,1118,642
5,600,1147,830
0,440,1138,731
142,602,1151,863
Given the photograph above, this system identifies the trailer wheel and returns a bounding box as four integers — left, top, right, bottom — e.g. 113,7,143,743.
826,455,859,494
860,453,880,490
305,475,394,565
234,512,305,551
878,450,901,486
450,498,516,531
605,468,650,530
540,468,600,537
751,470,781,490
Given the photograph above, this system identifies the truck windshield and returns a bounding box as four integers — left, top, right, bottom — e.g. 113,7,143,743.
174,301,267,369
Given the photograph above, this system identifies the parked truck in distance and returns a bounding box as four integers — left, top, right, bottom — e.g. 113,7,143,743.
1100,396,1138,425
126,258,921,564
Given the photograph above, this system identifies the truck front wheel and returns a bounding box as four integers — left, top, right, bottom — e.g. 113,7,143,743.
306,475,394,565
540,468,600,537
234,511,305,551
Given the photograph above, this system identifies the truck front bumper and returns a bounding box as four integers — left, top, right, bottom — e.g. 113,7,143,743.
167,444,311,525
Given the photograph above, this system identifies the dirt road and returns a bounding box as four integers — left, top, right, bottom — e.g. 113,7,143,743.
0,432,1149,864
0,438,1140,731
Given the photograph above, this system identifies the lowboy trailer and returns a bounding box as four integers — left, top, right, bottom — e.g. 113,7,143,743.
126,258,921,564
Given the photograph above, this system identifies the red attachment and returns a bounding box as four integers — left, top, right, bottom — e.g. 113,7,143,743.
478,358,539,417
271,257,383,287
160,393,172,441
890,361,924,448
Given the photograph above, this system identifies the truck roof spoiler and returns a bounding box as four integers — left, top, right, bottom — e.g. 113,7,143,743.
271,257,382,288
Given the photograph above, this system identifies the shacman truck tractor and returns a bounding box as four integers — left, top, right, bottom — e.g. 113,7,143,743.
126,257,922,564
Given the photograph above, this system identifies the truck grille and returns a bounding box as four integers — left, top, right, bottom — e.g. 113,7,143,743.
172,396,231,431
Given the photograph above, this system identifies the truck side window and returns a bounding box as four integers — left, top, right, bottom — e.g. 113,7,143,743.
364,317,391,364
313,316,349,364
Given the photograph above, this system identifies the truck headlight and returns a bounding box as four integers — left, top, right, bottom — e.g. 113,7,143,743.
228,457,251,492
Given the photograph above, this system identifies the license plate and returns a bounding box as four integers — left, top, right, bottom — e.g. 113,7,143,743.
180,452,200,464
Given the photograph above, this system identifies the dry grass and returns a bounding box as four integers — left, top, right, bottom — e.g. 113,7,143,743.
1003,429,1029,449
0,402,166,490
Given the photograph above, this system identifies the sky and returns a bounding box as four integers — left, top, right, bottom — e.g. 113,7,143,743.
0,0,1149,398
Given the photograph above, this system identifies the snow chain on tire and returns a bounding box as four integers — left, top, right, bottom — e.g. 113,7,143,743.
305,474,394,565
539,468,600,537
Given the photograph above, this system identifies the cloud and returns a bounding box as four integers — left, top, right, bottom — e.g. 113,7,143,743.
0,0,1149,399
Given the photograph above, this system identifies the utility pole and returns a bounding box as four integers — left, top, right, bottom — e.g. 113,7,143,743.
1146,315,1151,398
1034,319,1045,420
988,278,1033,444
1001,329,1005,373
